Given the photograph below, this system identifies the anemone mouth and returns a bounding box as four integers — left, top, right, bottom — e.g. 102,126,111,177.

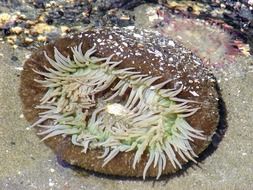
30,41,206,179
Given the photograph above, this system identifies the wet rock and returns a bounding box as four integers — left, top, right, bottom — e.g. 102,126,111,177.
103,9,134,27
45,17,54,25
23,37,33,45
46,1,92,25
31,23,55,35
46,30,61,41
33,0,45,9
2,27,11,36
60,26,70,33
10,26,23,35
239,6,253,20
0,13,11,27
19,5,39,20
0,0,21,7
37,35,47,42
94,0,145,10
6,35,16,44
11,55,18,62
81,17,91,24
134,4,162,28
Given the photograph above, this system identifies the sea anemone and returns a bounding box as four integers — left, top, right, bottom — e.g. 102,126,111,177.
135,4,250,70
20,27,219,179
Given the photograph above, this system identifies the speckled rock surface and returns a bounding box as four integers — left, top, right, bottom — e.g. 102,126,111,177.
0,0,253,189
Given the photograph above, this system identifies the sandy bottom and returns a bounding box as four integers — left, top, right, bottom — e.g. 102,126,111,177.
0,40,252,190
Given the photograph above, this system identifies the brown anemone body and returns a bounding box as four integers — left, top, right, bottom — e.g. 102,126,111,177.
20,28,219,178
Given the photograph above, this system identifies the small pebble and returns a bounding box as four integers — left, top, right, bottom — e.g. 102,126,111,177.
24,37,33,44
49,182,54,187
168,40,175,47
50,168,55,173
120,15,130,20
37,35,47,42
34,0,45,9
11,55,18,61
10,26,23,35
32,23,53,34
6,35,17,44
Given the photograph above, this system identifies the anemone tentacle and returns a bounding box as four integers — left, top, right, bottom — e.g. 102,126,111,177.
32,44,205,179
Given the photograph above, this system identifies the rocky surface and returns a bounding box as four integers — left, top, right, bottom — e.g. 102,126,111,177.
0,0,253,189
1,0,253,51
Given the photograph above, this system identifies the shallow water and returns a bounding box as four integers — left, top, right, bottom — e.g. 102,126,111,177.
0,1,253,189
